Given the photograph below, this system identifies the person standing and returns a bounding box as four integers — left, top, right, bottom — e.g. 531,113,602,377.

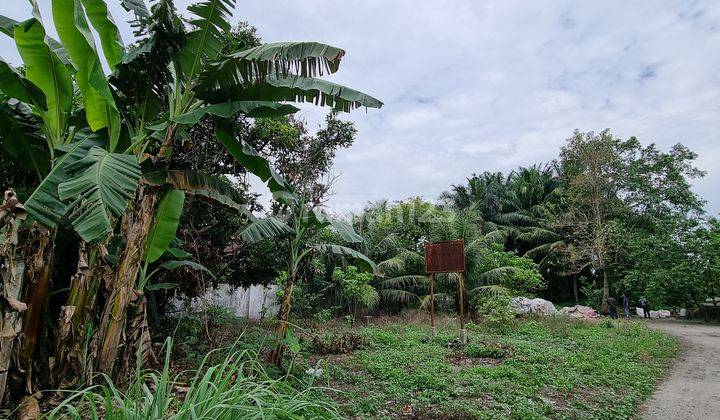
621,293,631,319
606,296,618,319
640,296,651,319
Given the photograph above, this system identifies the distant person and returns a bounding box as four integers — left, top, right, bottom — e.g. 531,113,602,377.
606,296,618,319
621,293,631,319
640,296,651,319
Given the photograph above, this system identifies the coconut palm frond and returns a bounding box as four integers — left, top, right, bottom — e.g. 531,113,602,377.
376,233,403,253
377,275,428,290
359,285,380,309
479,266,522,284
484,229,509,245
378,256,405,275
516,227,560,245
379,289,419,306
524,240,564,260
468,284,512,298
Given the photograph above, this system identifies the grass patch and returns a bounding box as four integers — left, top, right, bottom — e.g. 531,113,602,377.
327,316,678,419
158,310,679,419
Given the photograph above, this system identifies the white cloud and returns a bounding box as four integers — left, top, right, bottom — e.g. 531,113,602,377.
2,0,719,216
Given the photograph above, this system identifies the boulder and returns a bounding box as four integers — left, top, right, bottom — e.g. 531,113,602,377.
635,308,672,319
510,297,558,316
652,309,671,319
560,305,598,319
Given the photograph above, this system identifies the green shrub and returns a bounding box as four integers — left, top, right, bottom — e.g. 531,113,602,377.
476,293,515,329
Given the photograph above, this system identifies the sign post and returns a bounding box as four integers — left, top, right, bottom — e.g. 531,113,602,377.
424,240,467,344
429,273,436,337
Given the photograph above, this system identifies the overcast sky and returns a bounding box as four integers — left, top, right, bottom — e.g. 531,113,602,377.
2,1,720,215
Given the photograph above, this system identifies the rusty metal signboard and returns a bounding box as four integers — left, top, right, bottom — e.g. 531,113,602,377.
424,240,465,273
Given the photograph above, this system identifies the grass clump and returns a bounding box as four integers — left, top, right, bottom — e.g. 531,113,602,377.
47,338,340,419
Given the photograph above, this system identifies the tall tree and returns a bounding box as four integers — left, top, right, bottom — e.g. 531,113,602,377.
556,130,704,311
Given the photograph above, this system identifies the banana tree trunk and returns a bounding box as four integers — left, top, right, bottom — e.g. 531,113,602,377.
117,290,156,380
267,271,296,366
17,228,54,393
0,257,25,404
95,187,158,375
53,244,104,384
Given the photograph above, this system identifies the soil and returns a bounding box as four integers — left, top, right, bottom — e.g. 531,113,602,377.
640,320,720,419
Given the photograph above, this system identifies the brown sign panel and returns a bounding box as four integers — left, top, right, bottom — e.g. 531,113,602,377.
425,240,465,273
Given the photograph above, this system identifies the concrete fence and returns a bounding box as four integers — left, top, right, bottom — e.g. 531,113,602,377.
169,283,279,320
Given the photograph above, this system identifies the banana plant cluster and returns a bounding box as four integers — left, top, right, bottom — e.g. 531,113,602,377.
0,0,381,402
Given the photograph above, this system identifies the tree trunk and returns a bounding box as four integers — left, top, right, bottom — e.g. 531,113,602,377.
117,291,156,381
0,257,25,405
53,244,104,385
18,228,54,393
572,274,579,304
600,267,610,314
267,272,295,366
95,187,158,376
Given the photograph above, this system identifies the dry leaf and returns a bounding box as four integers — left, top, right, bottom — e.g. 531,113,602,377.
18,396,40,420
6,296,28,312
0,320,16,339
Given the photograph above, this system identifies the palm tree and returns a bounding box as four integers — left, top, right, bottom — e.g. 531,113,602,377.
440,171,507,233
0,0,381,395
239,197,376,365
425,205,544,312
441,165,565,264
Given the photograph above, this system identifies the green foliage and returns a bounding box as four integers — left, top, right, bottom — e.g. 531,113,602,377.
58,146,142,243
580,280,604,309
331,318,678,418
333,265,378,313
47,338,341,419
52,0,121,149
144,189,186,263
622,215,720,311
276,270,324,318
474,293,515,330
464,342,506,359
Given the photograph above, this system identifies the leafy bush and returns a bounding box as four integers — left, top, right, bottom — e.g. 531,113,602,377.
333,266,379,314
47,339,340,419
581,281,604,309
276,270,324,318
475,293,515,329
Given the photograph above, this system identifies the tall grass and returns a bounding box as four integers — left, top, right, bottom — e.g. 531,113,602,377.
46,338,340,419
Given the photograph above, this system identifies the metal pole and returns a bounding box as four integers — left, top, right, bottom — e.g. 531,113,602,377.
429,273,436,337
458,272,467,344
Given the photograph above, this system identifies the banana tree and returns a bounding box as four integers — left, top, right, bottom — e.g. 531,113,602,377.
0,0,381,392
240,195,376,365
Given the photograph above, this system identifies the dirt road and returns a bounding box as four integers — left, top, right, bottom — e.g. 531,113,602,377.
641,320,720,419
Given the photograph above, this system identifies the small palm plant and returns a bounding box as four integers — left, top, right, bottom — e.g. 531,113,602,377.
239,192,376,365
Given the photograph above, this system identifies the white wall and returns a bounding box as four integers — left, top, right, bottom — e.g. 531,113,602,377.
169,283,279,320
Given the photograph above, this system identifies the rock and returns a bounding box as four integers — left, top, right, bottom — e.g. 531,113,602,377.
560,305,598,319
510,297,558,316
635,308,672,319
652,310,671,319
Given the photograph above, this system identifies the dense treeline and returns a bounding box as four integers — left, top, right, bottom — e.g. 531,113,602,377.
237,129,718,324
